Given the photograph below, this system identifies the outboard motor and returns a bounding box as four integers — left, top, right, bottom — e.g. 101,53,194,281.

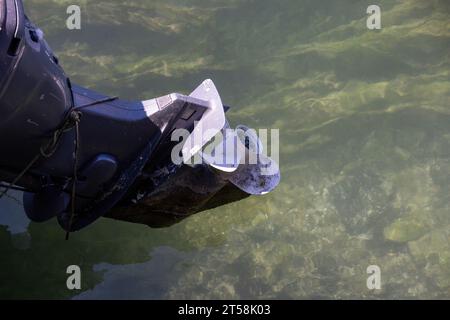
0,0,280,234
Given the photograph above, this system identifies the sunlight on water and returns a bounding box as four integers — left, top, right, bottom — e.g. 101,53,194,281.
1,0,449,299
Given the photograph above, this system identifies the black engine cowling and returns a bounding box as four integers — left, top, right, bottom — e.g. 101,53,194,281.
0,0,280,233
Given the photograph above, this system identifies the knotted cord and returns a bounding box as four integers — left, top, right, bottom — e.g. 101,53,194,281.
0,95,118,240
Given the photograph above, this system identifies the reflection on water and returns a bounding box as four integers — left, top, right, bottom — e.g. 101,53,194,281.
1,0,450,299
73,246,190,300
0,191,29,235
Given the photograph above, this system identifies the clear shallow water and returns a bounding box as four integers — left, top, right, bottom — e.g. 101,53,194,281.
1,0,450,299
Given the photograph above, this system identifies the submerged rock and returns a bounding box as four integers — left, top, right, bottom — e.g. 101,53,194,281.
384,218,429,243
409,228,450,290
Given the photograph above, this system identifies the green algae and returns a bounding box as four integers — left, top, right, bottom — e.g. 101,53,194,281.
384,218,429,243
0,0,449,299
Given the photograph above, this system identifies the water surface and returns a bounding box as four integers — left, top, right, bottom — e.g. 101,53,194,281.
1,0,450,299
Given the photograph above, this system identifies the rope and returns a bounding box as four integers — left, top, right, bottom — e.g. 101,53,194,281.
0,183,28,192
65,112,81,240
0,155,41,200
0,95,118,240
